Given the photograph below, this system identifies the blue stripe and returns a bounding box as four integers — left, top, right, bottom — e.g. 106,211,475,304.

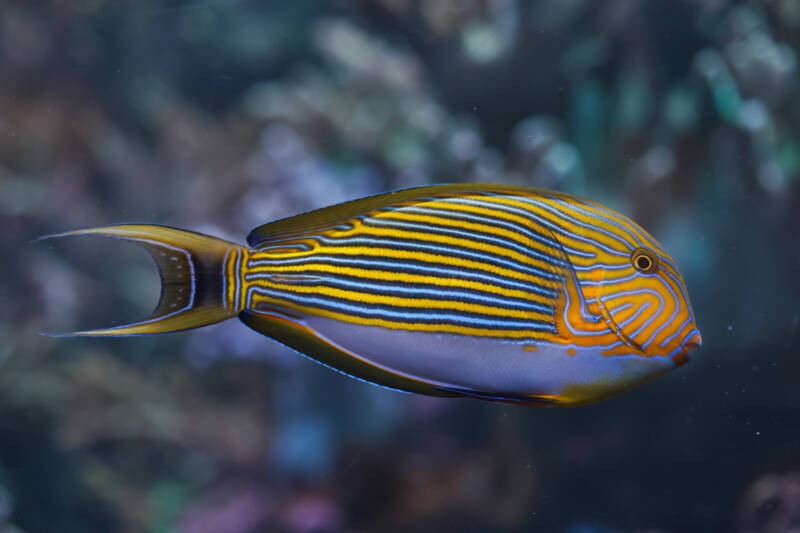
461,194,630,257
557,194,668,254
248,255,559,296
381,201,577,260
360,216,565,275
641,276,681,349
658,269,696,348
313,233,562,283
249,287,558,331
246,272,555,315
515,196,634,255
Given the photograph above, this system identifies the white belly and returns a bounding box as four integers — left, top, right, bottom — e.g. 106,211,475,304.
302,314,675,403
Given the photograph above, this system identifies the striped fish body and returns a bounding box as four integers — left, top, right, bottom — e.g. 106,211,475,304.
45,185,701,406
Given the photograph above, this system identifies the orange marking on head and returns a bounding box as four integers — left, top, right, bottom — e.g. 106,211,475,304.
601,344,639,357
567,347,576,356
553,271,620,348
524,345,538,351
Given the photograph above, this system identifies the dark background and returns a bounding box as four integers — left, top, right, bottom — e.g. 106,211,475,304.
1,1,799,532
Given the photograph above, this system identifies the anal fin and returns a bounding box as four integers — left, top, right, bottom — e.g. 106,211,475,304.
238,309,458,397
434,386,562,406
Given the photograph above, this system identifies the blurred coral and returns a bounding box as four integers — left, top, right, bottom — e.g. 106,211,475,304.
739,472,800,533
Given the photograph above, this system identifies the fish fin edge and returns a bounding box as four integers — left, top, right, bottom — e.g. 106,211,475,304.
433,386,563,406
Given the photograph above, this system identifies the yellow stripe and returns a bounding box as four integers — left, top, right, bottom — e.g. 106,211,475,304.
402,196,625,269
533,196,667,258
254,239,320,259
249,292,554,339
225,249,238,310
250,251,558,305
320,225,562,284
374,206,561,260
543,194,663,251
598,290,662,336
250,280,552,321
646,273,688,347
246,263,555,306
466,195,630,255
237,249,249,312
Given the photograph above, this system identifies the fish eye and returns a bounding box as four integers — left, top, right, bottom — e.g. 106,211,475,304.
631,247,658,274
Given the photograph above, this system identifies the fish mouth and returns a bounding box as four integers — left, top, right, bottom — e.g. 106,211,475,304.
671,330,702,366
685,333,702,350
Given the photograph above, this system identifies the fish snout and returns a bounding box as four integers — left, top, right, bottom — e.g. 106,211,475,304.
671,330,702,366
685,331,702,350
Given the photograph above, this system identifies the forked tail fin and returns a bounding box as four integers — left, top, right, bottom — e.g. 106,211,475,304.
38,224,246,336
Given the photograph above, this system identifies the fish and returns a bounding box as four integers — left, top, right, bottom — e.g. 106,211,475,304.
41,184,701,406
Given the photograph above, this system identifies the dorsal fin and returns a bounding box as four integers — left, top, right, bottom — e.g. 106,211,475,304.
246,184,532,247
